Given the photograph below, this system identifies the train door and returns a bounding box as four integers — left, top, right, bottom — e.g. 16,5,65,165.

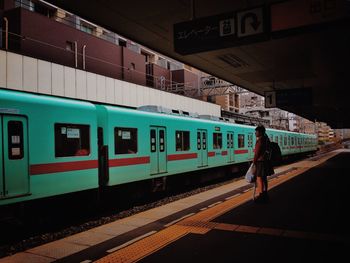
227,131,234,163
247,132,254,160
0,115,29,198
197,129,208,167
150,126,167,174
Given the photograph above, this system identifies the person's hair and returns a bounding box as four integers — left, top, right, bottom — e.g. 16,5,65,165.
255,125,266,134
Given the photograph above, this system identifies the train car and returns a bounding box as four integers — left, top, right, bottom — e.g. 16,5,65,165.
0,89,317,207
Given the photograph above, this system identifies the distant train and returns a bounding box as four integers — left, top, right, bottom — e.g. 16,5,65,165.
0,89,317,207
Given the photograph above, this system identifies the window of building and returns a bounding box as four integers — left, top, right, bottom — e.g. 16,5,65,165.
119,39,127,47
115,127,137,154
7,121,24,160
80,23,94,34
176,131,190,151
66,41,74,51
55,123,90,157
238,134,245,148
213,133,222,149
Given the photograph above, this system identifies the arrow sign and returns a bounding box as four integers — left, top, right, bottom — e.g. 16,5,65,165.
237,7,264,38
241,12,261,34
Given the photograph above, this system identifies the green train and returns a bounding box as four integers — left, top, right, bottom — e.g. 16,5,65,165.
0,89,317,206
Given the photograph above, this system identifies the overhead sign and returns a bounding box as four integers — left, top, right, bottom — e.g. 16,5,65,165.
174,6,267,55
265,91,277,108
271,0,347,32
237,7,264,37
265,88,313,108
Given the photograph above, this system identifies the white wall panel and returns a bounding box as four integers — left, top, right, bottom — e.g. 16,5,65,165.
136,85,144,107
97,75,106,102
76,69,87,99
0,51,7,88
106,77,115,104
23,56,38,93
2,51,221,116
7,52,23,90
87,72,97,101
114,79,123,105
121,81,130,106
64,67,76,98
148,88,156,105
52,63,64,96
128,83,137,107
38,60,52,94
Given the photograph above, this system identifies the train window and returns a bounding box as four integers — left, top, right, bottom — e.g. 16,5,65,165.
238,134,245,148
176,131,190,151
213,133,222,149
8,121,24,160
280,135,283,146
291,137,294,145
55,123,90,157
203,132,207,150
197,132,201,150
150,129,156,152
275,136,278,143
284,136,287,146
115,127,138,154
159,130,165,152
227,133,234,148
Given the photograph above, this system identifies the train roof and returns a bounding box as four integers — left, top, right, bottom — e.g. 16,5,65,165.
0,88,316,137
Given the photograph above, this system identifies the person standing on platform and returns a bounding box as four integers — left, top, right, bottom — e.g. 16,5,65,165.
253,125,271,203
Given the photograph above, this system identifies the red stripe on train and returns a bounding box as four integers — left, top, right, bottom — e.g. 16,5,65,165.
221,151,228,156
167,153,197,161
30,160,98,175
109,156,150,167
208,152,216,157
234,149,249,154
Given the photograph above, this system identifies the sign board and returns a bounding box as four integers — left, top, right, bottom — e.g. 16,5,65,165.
264,91,277,108
271,0,347,32
174,6,267,55
265,88,313,108
237,7,264,38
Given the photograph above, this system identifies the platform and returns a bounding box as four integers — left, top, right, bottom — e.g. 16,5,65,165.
1,150,348,263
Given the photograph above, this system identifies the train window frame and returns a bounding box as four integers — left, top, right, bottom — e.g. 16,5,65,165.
238,134,245,148
55,123,91,158
7,121,24,160
115,127,138,155
213,132,222,149
176,130,190,151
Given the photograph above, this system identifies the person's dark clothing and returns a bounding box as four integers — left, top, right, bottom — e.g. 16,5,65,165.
254,135,273,178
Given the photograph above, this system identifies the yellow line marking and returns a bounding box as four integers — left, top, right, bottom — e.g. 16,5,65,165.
96,152,341,263
107,231,157,253
164,213,195,227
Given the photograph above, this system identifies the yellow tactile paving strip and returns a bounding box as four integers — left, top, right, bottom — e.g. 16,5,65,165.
96,151,340,263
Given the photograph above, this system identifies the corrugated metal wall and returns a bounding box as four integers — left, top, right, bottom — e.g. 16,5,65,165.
0,50,221,116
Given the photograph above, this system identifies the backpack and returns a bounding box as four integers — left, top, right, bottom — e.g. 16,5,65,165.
265,137,282,167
